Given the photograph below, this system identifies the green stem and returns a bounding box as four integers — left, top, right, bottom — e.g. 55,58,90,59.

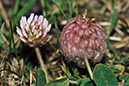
10,22,23,76
45,52,55,79
84,57,93,80
35,47,49,83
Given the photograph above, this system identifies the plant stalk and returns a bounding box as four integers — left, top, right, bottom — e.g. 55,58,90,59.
84,57,93,80
35,47,49,83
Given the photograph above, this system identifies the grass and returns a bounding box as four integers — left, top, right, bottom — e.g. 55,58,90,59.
0,0,129,86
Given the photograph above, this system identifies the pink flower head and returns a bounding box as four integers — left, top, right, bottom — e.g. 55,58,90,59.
16,13,51,47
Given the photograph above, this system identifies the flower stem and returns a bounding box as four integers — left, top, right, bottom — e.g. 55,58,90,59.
35,47,49,83
84,57,93,80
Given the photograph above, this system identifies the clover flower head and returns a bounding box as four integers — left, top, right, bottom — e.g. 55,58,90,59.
16,13,51,47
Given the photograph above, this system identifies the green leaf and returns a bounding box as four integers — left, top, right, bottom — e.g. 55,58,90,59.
84,80,94,86
34,66,37,72
125,76,129,86
46,78,66,86
13,0,36,24
69,77,78,85
36,69,46,86
58,81,69,86
93,64,118,86
118,74,128,81
109,65,119,77
78,78,91,86
26,61,32,70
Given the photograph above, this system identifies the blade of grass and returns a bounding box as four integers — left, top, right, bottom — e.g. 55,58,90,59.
54,17,60,44
106,0,120,54
46,1,52,11
0,59,4,67
12,0,19,16
10,22,23,76
47,42,57,51
107,41,120,54
40,0,46,16
13,0,36,25
0,23,4,43
75,2,79,17
107,0,118,39
52,0,68,21
45,52,55,79
68,0,72,19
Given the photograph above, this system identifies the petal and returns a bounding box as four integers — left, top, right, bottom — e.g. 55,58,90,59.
20,17,27,29
32,26,36,32
43,24,51,37
36,31,39,38
43,18,48,28
20,36,28,43
27,13,34,24
33,29,37,35
43,29,48,37
29,44,35,47
22,28,28,38
38,31,42,37
38,15,43,25
28,36,33,42
34,15,38,21
36,31,42,38
25,24,29,32
47,24,51,32
31,15,38,26
36,40,41,44
16,27,23,37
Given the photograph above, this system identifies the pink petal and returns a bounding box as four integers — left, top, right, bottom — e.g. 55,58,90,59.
47,24,51,32
43,29,48,37
32,26,36,32
31,15,38,26
27,13,34,24
25,24,29,32
22,28,28,38
16,27,23,37
36,40,41,44
20,37,27,43
38,15,43,25
34,15,38,22
20,17,27,29
29,44,35,47
36,31,42,38
28,36,33,42
44,21,48,28
43,24,51,37
43,18,48,28
33,29,37,35
39,24,43,30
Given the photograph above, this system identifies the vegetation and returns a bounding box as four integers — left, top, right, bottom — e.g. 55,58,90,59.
0,0,129,86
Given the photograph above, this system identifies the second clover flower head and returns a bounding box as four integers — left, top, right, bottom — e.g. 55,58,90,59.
16,13,51,47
